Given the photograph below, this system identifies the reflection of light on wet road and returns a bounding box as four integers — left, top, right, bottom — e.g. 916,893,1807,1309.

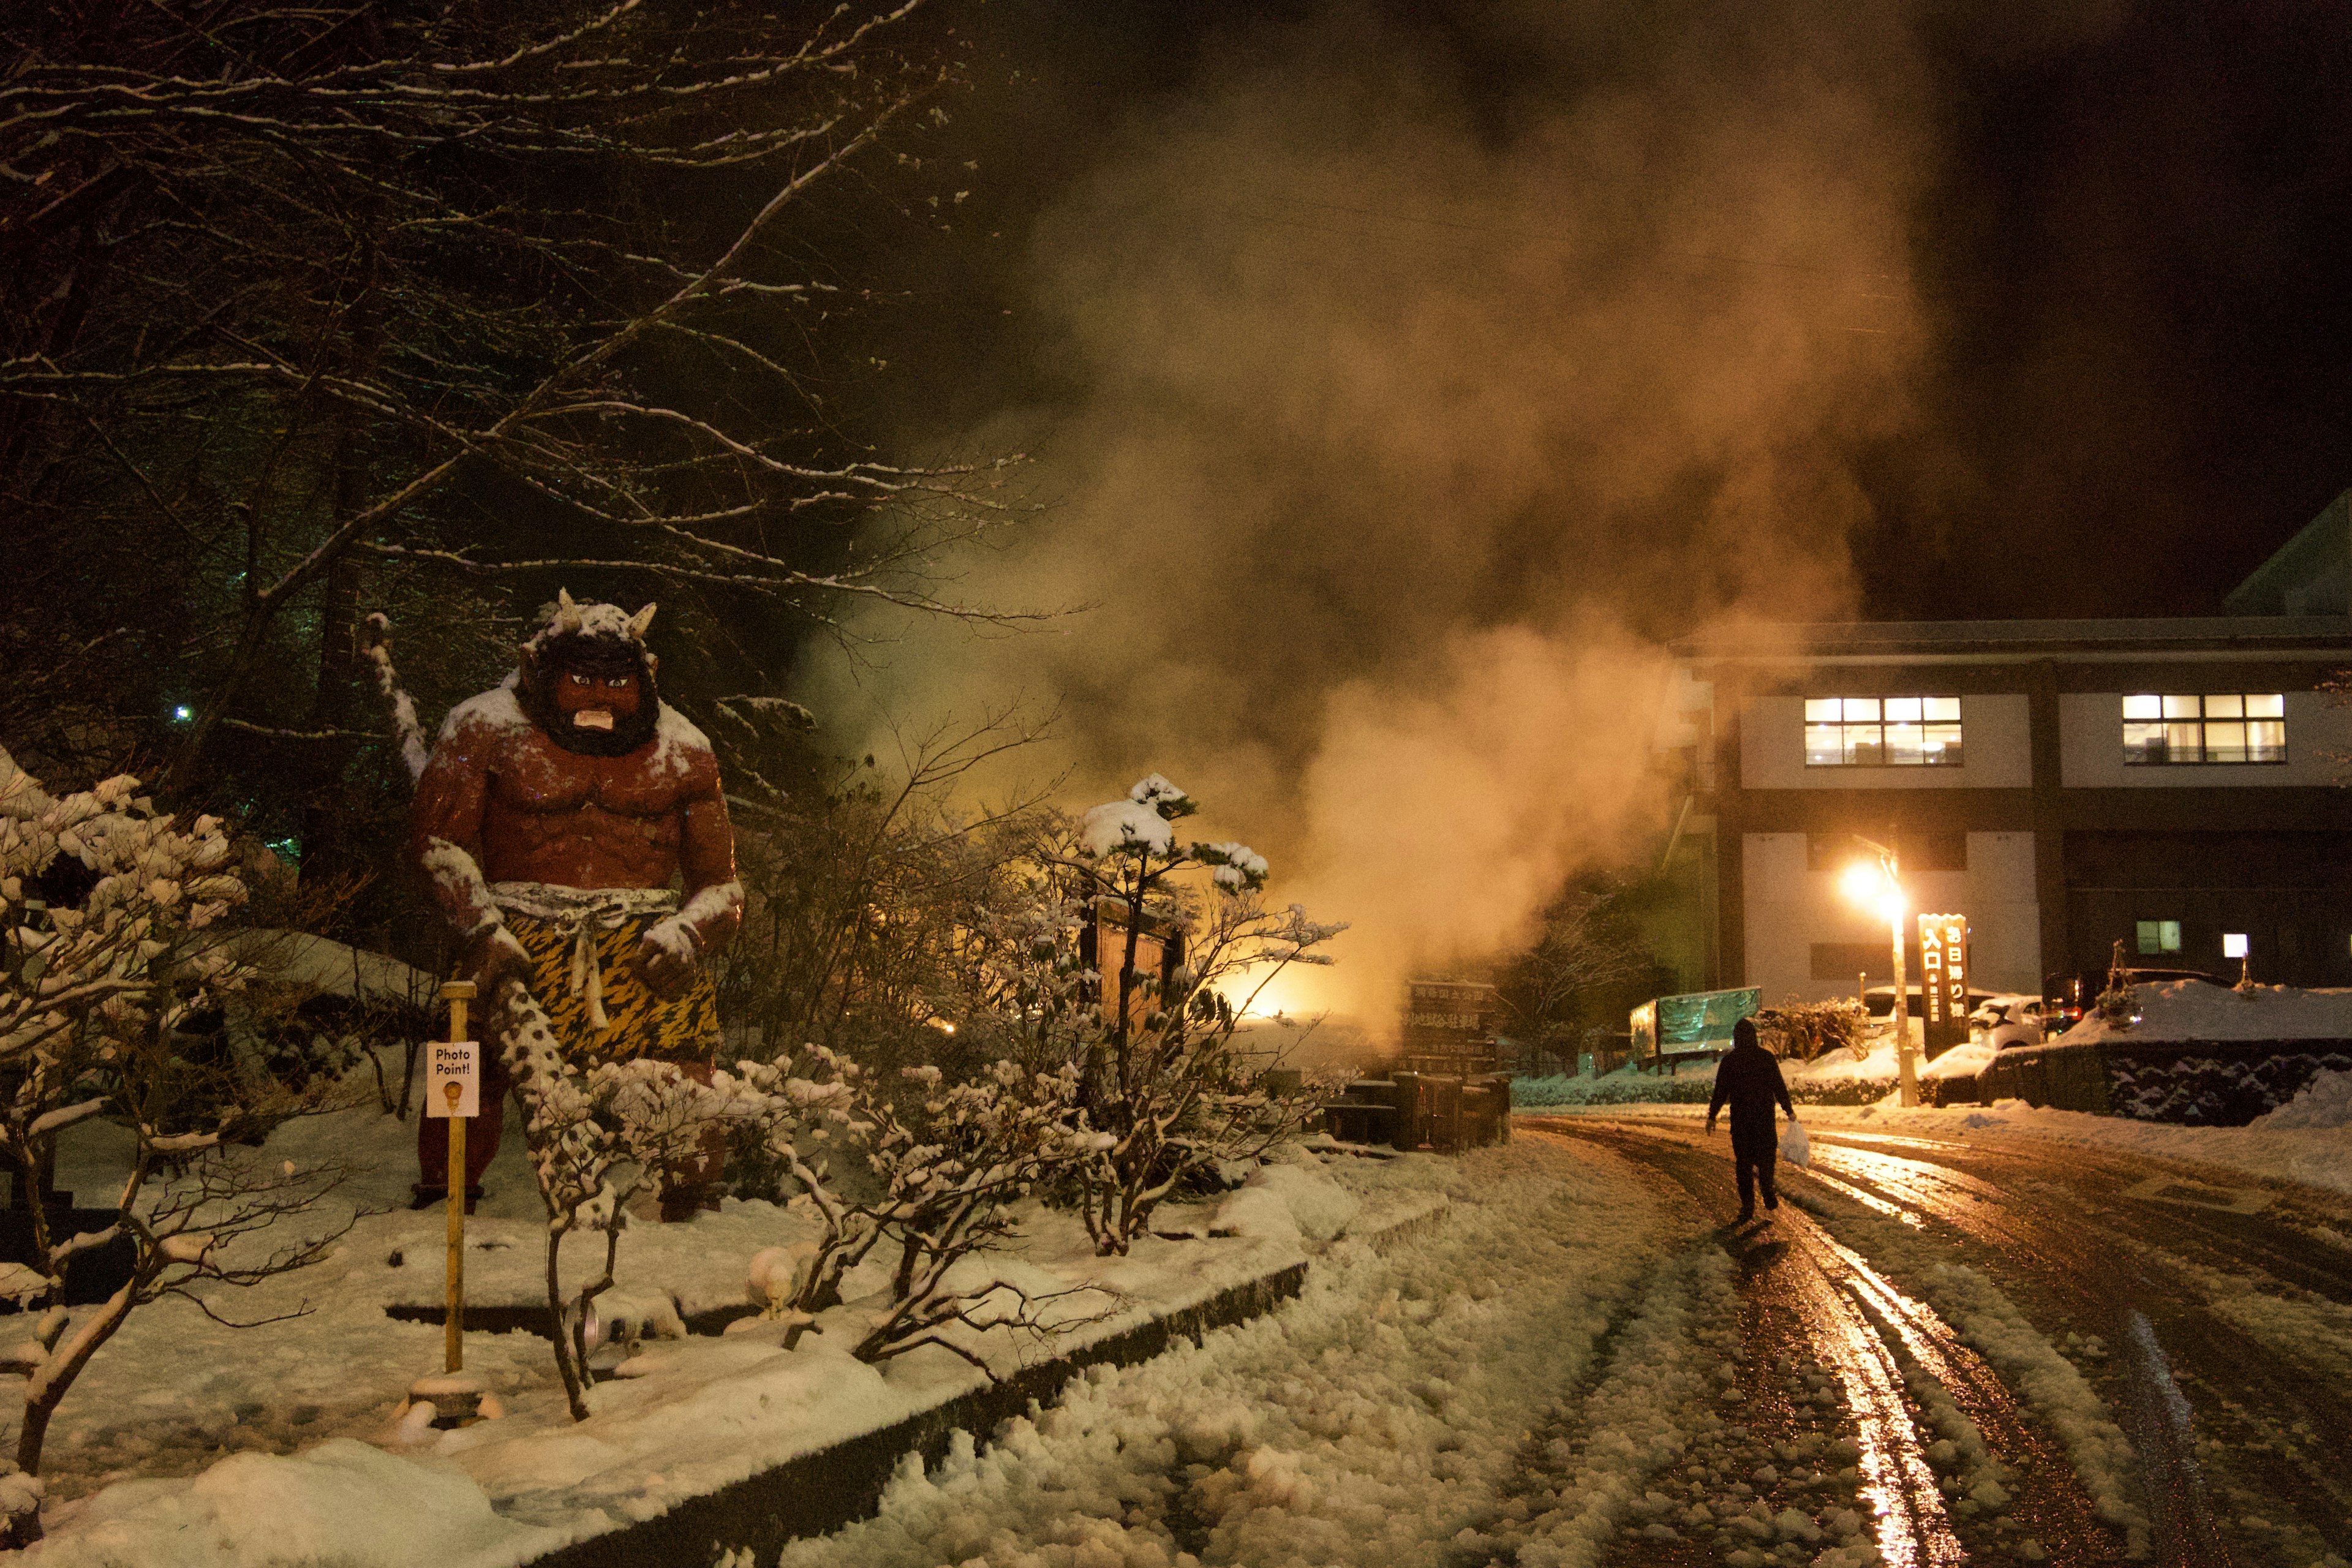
1800,1166,1925,1227
1787,1226,1966,1568
1811,1144,2004,1211
1813,1131,1970,1153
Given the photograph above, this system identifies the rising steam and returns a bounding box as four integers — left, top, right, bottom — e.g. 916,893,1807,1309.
803,0,1938,1030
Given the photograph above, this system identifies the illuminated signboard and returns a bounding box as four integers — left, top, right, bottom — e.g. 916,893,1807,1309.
1916,913,1969,1052
1630,987,1761,1058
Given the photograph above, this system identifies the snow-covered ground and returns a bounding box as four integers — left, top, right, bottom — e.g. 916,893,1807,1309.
14,1099,1412,1567
769,1137,1702,1568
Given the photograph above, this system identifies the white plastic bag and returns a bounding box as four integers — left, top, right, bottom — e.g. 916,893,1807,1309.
1779,1118,1811,1169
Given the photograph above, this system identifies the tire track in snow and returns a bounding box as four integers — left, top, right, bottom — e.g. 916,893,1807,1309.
1530,1120,2131,1568
1795,1130,2352,1567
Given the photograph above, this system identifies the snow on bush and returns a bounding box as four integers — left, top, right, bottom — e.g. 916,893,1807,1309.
724,1047,1115,1373
1079,799,1174,859
0,747,348,1545
2251,1067,2352,1129
1046,778,1344,1255
497,1015,758,1420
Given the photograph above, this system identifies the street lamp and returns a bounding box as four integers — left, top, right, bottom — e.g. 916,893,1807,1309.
1839,836,1918,1107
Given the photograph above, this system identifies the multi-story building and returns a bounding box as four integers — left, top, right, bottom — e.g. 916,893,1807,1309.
1669,499,2352,1001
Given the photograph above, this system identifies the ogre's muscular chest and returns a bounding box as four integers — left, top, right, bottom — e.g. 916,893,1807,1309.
481,725,698,821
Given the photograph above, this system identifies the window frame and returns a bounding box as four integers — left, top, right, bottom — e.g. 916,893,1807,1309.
2120,693,2287,766
1802,695,1965,769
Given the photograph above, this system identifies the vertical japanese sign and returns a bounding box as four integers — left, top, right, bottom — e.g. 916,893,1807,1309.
1915,913,1969,1052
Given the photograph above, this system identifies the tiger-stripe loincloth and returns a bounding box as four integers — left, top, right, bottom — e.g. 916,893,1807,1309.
491,883,721,1063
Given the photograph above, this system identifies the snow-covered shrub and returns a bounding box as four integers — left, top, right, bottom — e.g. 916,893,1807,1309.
975,777,1343,1256
731,1046,1109,1370
0,748,346,1540
494,995,766,1420
1757,998,1868,1062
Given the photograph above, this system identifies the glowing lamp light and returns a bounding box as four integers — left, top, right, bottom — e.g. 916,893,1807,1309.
1839,861,1887,908
2222,933,2249,960
171,704,194,723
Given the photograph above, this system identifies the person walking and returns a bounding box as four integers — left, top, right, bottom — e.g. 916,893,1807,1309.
1706,1016,1798,1222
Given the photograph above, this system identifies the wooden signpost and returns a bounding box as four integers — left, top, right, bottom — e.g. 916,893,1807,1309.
404,979,488,1430
428,981,478,1371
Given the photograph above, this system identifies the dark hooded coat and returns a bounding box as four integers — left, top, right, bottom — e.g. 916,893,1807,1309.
1709,1031,1795,1151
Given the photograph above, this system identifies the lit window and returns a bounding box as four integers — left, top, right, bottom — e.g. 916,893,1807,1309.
1804,696,1962,766
2122,694,2285,764
2135,919,2181,956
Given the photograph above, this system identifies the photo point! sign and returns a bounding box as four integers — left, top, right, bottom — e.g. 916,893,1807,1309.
1915,914,1969,1052
428,1041,480,1119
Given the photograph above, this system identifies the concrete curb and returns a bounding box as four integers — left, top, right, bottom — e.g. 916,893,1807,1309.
513,1188,1453,1568
520,1261,1310,1568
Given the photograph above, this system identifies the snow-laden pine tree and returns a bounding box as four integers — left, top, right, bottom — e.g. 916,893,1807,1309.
969,777,1345,1256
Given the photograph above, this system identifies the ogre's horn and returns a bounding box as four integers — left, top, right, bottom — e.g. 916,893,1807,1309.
628,602,657,640
556,587,582,633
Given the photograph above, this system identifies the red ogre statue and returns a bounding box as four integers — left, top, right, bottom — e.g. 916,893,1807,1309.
410,591,743,1218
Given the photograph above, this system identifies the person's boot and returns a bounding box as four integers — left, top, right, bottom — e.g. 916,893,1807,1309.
1736,1202,1756,1224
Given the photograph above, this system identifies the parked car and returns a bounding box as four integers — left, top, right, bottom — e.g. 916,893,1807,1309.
2040,967,2222,1032
1967,993,2046,1049
1861,984,2000,1020
1861,984,2000,1060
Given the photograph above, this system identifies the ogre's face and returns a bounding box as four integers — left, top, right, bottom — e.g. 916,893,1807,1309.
557,668,641,731
521,628,660,758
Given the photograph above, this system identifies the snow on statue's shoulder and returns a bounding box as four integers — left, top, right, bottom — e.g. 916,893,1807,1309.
1082,799,1175,858
438,680,532,743
646,703,715,778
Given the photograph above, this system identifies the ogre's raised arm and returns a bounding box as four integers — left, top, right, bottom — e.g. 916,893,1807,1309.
410,703,503,941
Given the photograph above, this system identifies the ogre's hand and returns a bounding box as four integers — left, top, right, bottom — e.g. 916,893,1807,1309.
631,918,701,1001
464,925,534,1003
1705,1114,1718,1135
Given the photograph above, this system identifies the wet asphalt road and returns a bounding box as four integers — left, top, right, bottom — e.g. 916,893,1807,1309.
1519,1115,2352,1568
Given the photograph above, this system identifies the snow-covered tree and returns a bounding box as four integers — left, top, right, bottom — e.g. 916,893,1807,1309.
0,750,345,1544
980,777,1344,1256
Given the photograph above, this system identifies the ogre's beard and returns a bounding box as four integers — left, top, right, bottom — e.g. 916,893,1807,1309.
519,636,662,758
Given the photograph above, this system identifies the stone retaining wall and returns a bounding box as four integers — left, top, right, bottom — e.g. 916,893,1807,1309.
1968,1038,2350,1125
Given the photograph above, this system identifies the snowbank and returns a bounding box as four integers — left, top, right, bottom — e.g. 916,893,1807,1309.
32,1441,557,1568
2059,979,2352,1044
2248,1067,2352,1131
771,1139,1687,1568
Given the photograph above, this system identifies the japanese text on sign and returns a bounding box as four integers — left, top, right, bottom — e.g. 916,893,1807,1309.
1915,914,1969,1051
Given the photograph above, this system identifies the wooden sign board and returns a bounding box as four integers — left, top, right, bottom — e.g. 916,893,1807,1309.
1088,897,1180,1031
428,1041,480,1118
1400,979,1501,1075
1915,913,1970,1052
